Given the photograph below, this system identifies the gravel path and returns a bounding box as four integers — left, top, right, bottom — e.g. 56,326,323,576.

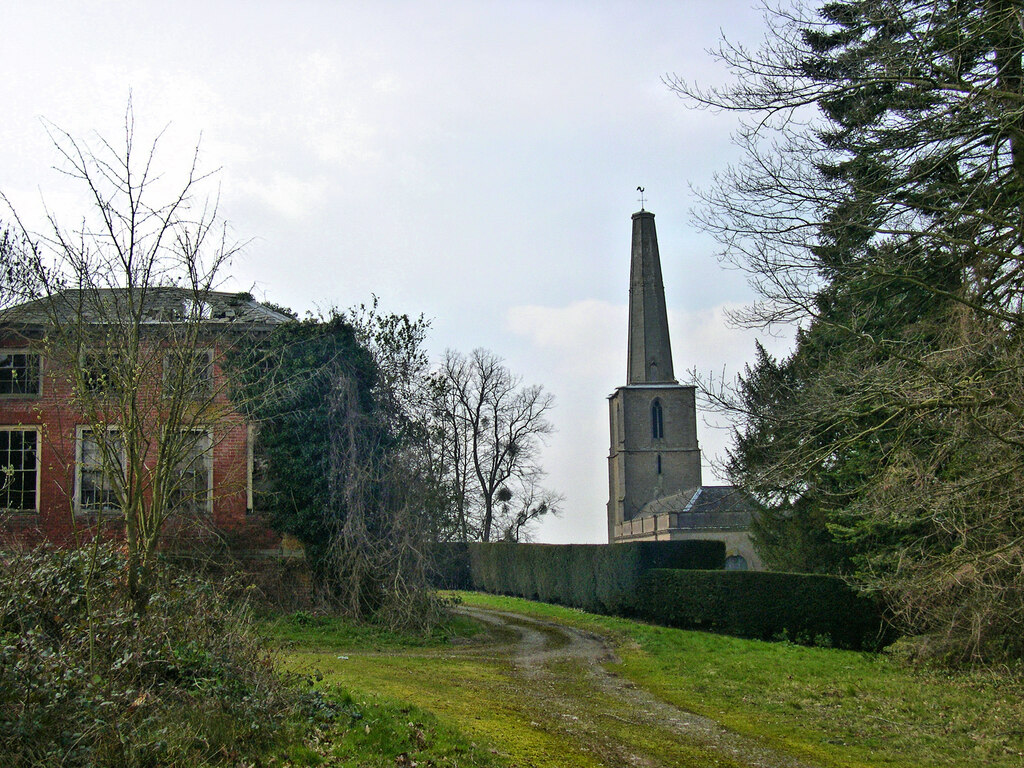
457,605,816,768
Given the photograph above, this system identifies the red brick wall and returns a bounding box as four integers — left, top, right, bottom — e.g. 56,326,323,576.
0,334,279,554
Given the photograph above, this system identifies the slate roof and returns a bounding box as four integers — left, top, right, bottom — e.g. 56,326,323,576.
635,485,756,530
0,288,292,331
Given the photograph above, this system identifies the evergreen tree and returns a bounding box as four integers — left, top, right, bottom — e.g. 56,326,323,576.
230,314,446,629
677,0,1024,661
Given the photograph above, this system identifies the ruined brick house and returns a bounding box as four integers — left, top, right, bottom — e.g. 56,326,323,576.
0,288,292,552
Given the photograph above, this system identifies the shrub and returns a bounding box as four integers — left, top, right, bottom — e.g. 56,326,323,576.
425,542,472,590
467,541,725,613
633,569,893,650
0,544,293,767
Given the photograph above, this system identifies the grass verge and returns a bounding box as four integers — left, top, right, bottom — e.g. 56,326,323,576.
262,609,482,651
458,591,1024,768
269,687,509,767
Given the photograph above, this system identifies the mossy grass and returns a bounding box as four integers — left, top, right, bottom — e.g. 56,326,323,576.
284,650,604,767
276,601,756,767
458,591,1024,768
261,609,482,651
268,688,510,767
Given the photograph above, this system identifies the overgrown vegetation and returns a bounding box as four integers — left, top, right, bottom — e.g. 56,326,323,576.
229,305,566,631
0,544,293,767
676,0,1024,663
229,312,449,632
1,107,263,614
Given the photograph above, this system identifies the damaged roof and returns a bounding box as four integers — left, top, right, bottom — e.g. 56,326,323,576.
0,288,293,331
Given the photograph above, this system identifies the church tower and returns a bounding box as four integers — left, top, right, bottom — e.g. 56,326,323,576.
607,210,702,541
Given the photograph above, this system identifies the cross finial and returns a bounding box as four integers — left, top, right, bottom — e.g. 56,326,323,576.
637,186,646,210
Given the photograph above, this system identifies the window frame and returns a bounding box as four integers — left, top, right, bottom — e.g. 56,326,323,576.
168,428,214,516
651,398,664,440
246,423,255,513
0,426,41,513
75,425,125,516
0,349,42,398
162,347,214,400
79,349,122,395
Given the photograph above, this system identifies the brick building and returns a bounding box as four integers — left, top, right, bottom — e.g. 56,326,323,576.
0,288,292,552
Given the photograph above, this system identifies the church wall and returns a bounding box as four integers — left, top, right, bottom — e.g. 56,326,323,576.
621,450,701,519
609,384,702,521
607,392,626,541
664,529,762,570
613,517,763,571
618,385,698,452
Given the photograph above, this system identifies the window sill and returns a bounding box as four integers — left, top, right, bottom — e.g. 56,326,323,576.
74,510,126,519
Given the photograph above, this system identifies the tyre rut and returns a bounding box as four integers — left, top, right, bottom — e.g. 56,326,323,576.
456,605,816,768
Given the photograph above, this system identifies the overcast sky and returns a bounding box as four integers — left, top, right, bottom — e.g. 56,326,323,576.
2,0,796,543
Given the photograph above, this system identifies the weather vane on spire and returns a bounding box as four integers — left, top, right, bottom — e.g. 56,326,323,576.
637,186,646,210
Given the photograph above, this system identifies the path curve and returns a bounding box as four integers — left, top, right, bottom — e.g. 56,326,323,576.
457,605,815,768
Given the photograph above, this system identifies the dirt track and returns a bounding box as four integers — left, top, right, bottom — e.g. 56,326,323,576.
457,605,814,768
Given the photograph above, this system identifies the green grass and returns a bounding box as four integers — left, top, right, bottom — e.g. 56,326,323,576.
458,592,1024,768
263,595,1024,767
261,609,482,651
284,649,606,767
269,688,509,767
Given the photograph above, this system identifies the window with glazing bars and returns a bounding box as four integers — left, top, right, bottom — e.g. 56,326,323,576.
0,352,41,395
168,430,212,515
78,428,124,513
0,429,38,511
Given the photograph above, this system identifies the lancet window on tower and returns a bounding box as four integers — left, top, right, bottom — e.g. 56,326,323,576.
651,399,664,440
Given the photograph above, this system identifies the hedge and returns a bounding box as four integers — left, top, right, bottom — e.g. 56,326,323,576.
633,569,892,650
425,542,472,590
465,540,725,614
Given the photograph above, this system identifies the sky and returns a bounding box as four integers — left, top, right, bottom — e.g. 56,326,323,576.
2,0,797,543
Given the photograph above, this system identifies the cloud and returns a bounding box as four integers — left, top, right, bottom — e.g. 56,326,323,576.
504,299,797,544
231,173,330,222
506,299,794,386
505,299,626,382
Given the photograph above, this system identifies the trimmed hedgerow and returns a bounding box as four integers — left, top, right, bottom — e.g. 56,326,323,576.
425,542,473,590
633,569,892,650
466,541,725,614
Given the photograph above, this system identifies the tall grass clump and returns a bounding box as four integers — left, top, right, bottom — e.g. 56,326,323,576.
0,543,293,767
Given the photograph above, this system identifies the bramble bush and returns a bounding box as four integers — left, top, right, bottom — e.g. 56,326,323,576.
0,543,294,767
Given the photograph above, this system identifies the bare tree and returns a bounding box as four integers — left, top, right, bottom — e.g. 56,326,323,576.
495,475,561,543
433,348,557,542
1,107,252,611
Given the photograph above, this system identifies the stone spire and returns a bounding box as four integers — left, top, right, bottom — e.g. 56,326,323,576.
626,210,676,384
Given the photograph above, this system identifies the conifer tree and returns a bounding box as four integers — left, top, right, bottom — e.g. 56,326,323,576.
678,0,1024,661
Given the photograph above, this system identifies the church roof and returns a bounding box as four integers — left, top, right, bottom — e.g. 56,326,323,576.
636,485,756,530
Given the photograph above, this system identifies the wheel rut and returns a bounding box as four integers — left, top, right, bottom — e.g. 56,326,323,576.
456,605,815,768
